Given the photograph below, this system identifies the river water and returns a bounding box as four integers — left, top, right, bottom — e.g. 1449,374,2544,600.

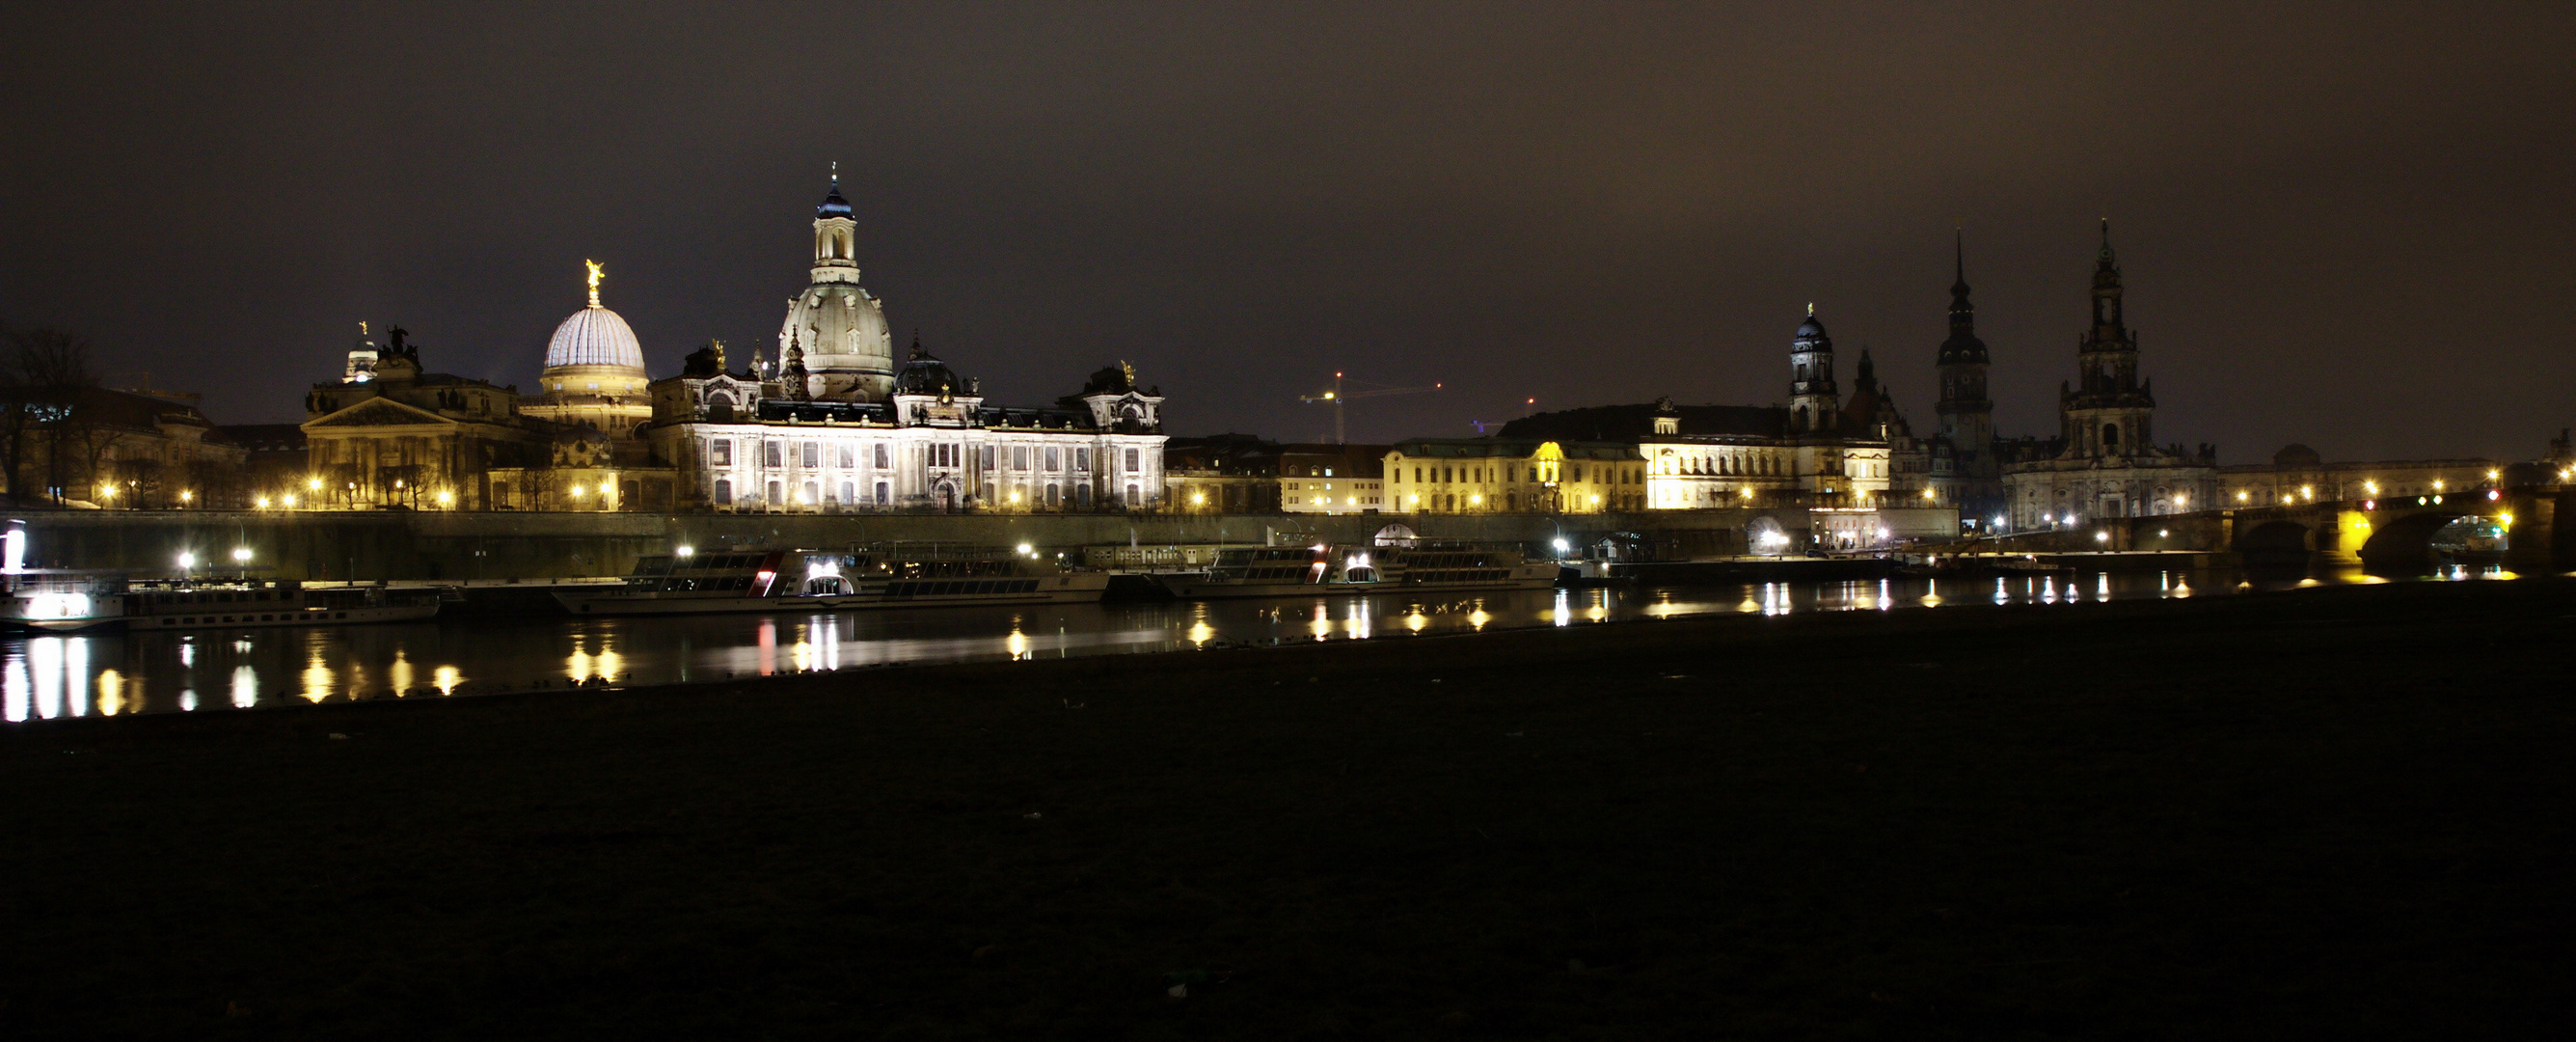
1,567,2513,721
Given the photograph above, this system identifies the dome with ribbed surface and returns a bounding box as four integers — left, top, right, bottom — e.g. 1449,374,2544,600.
545,304,645,372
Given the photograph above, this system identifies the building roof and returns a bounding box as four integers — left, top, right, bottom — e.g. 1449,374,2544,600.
1502,402,1789,441
545,303,646,372
1391,437,1641,461
219,424,307,452
68,387,233,443
816,174,853,219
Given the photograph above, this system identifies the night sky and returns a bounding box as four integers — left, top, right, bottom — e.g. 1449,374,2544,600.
5,2,2570,460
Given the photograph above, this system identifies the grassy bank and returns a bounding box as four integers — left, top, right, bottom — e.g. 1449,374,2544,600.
3,579,2571,1038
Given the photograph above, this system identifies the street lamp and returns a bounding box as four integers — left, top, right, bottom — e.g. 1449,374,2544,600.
176,551,195,583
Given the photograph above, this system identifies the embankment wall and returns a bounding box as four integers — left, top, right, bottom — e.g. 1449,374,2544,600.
17,507,1816,581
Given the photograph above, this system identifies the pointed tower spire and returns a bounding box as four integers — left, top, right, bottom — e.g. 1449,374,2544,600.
1952,228,1967,293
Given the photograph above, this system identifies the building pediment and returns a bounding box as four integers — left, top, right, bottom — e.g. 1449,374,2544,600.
304,396,459,429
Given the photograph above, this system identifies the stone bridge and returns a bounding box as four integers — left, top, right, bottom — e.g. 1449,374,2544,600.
1981,485,2572,573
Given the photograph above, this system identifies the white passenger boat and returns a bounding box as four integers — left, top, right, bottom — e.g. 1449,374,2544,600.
1,571,126,632
0,522,125,632
554,546,1112,616
1156,542,1562,600
122,581,447,629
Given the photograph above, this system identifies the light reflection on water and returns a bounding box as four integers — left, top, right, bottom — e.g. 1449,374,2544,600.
0,566,2514,721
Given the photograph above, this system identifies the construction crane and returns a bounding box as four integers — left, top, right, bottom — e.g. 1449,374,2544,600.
1300,371,1443,444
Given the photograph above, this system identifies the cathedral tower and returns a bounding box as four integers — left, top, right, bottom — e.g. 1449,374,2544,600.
2058,220,2155,458
779,168,896,401
1788,305,1838,435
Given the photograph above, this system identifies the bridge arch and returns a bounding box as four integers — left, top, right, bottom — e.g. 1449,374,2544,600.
2234,518,2313,571
2358,510,2495,575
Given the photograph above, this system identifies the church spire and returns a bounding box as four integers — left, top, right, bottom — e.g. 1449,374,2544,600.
2091,218,2126,332
1952,228,1968,295
1939,233,1986,365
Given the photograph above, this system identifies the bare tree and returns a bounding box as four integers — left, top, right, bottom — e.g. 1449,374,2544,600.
111,457,166,507
0,325,101,504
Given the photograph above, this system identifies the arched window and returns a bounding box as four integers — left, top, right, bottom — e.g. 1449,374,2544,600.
2102,423,2120,449
1794,406,1809,431
713,479,732,506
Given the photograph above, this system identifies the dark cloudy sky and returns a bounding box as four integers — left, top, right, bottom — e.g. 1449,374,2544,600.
5,2,2570,459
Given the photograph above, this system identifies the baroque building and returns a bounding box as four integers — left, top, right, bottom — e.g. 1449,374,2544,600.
1501,308,1898,511
1384,439,1646,513
639,176,1170,512
2001,223,2220,529
300,327,552,509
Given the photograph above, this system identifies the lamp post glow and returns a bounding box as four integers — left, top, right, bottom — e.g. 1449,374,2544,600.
176,551,195,582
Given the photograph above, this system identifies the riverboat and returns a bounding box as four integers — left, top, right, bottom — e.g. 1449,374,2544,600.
1155,542,1562,600
122,581,447,629
0,522,127,632
1,571,127,632
554,545,1112,616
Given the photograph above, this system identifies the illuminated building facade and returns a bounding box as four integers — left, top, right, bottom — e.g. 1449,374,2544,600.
1502,309,1896,510
300,328,552,509
640,177,1168,511
1384,439,1645,513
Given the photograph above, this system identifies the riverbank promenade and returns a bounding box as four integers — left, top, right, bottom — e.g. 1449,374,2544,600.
4,578,2568,1037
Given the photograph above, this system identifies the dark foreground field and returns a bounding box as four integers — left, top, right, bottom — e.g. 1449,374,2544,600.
3,580,2571,1039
